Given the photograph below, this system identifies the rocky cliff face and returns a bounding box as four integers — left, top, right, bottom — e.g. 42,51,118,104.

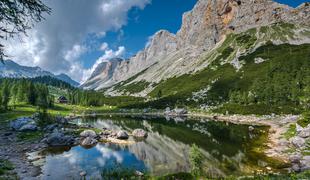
81,58,122,90
81,0,310,92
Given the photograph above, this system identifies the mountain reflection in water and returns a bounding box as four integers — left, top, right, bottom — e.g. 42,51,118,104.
41,115,272,179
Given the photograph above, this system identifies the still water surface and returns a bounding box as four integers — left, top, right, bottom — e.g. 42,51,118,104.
40,115,279,179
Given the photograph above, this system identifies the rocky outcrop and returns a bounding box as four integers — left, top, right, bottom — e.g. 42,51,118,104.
81,0,310,93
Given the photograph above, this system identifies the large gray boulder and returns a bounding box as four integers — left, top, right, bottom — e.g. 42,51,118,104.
55,116,68,124
43,124,58,132
290,136,306,149
19,123,38,132
300,156,310,171
132,129,148,138
46,131,75,146
298,126,310,138
80,137,98,147
10,117,34,130
80,130,97,138
289,153,302,164
116,131,129,140
10,117,37,131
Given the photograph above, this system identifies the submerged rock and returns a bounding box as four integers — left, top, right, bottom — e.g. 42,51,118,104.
132,129,148,138
116,131,129,140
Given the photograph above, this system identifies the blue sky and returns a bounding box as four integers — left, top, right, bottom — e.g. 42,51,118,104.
82,0,198,69
5,0,307,82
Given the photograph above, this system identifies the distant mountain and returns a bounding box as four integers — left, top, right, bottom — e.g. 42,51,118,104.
0,60,79,87
55,73,80,87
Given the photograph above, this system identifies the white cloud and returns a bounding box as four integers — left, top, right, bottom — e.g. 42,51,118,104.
99,42,109,51
64,44,87,61
3,0,151,83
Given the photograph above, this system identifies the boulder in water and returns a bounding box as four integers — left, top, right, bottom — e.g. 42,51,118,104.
80,137,98,147
80,130,97,138
117,131,129,140
46,131,75,146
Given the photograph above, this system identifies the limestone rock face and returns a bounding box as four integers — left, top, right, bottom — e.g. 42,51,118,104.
81,58,122,90
81,0,310,92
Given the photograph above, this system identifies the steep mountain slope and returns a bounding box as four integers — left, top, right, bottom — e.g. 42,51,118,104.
0,60,79,86
80,58,122,90
82,0,309,94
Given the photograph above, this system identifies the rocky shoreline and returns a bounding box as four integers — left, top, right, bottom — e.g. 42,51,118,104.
0,113,149,179
1,112,309,179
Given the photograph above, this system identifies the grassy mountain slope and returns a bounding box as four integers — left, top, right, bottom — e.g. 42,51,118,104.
121,23,310,114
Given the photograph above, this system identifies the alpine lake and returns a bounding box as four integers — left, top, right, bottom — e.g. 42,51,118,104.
35,115,288,179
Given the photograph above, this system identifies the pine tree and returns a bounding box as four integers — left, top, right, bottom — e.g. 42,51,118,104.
27,82,36,105
1,81,10,110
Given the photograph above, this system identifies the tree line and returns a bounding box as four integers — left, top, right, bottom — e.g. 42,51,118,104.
0,78,53,112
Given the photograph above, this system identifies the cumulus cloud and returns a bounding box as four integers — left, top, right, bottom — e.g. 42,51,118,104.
99,43,109,51
64,44,87,61
3,0,151,82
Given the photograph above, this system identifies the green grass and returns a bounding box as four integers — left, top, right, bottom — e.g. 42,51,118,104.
0,159,14,176
297,112,310,127
48,86,68,98
116,81,150,94
16,131,44,141
283,124,297,140
143,40,310,112
0,103,36,124
213,103,301,115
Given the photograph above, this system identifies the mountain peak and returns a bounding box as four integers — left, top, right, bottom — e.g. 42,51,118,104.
81,0,310,91
0,60,79,87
